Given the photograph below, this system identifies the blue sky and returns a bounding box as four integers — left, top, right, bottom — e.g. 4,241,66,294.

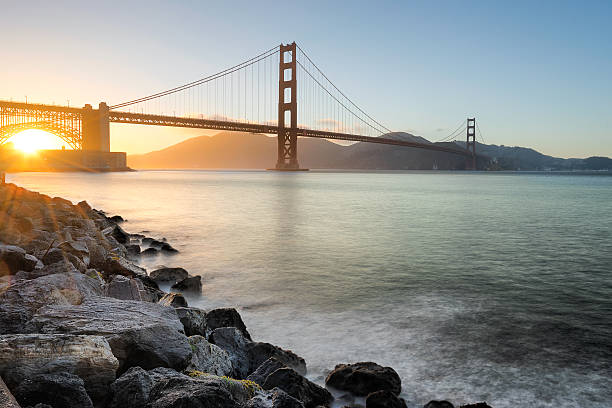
1,0,611,157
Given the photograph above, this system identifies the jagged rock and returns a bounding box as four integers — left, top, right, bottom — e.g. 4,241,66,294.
109,367,252,408
0,376,20,408
0,244,38,276
247,358,288,386
57,240,89,261
209,327,251,379
25,296,192,373
175,307,207,336
262,367,332,408
186,335,233,376
0,272,102,334
134,275,165,302
459,403,493,408
171,275,202,293
246,388,305,408
101,256,146,280
325,362,401,396
109,215,125,223
0,334,118,403
141,247,159,256
424,401,455,408
247,342,307,376
14,372,93,408
14,260,79,280
41,247,65,265
126,244,141,256
103,225,129,244
205,307,252,340
150,267,189,285
366,390,407,408
159,292,188,308
104,275,150,301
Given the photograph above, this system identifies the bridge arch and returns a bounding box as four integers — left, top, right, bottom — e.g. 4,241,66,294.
0,121,82,150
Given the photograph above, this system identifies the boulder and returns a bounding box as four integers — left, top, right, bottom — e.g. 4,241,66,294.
171,275,202,293
262,367,332,408
186,335,233,376
57,240,89,262
0,244,38,276
141,247,159,256
103,225,129,244
459,403,493,408
41,247,65,265
104,275,150,301
205,307,252,340
14,372,93,408
424,401,455,408
14,260,79,280
150,267,189,285
134,275,166,302
246,388,305,408
126,244,141,256
108,215,125,223
0,272,102,334
101,257,146,280
247,357,288,386
325,362,401,396
109,367,253,408
209,327,251,379
0,376,20,408
175,307,207,336
366,390,407,408
159,292,188,308
247,342,307,376
25,296,192,373
0,334,118,403
159,242,178,253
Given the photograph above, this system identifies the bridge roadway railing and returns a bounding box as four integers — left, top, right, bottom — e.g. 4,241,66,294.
109,111,473,158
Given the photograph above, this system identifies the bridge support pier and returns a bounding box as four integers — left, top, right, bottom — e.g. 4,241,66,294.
272,42,307,171
466,117,476,170
82,102,110,152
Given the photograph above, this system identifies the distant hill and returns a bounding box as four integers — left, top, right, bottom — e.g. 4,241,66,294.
127,131,612,171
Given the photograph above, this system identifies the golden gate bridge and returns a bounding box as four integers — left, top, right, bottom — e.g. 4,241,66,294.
0,42,481,170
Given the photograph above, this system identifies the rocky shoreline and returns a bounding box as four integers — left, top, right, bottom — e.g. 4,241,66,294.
0,182,493,408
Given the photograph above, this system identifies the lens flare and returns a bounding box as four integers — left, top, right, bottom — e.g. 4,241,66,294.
9,130,65,154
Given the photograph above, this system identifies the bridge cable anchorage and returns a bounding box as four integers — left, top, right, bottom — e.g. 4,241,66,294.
109,45,280,110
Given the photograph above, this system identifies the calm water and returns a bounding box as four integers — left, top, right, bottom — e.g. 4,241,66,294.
7,170,612,407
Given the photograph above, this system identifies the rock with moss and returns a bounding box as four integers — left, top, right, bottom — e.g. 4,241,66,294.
186,335,233,377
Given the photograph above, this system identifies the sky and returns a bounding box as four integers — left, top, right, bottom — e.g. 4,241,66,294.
1,0,611,158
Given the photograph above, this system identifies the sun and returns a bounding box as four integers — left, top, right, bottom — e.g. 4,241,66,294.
9,130,66,154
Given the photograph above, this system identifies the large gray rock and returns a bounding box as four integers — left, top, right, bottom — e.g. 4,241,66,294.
0,376,20,408
171,275,202,293
205,307,252,340
325,361,402,396
101,257,146,280
14,372,93,408
209,327,251,379
247,342,306,376
262,367,332,408
150,267,189,285
186,335,233,376
0,244,38,276
0,334,118,402
175,307,207,336
366,390,407,408
0,272,102,334
14,260,79,280
109,367,253,408
247,358,288,386
103,225,130,245
424,401,455,408
25,296,192,373
246,388,305,408
159,292,188,308
104,275,152,301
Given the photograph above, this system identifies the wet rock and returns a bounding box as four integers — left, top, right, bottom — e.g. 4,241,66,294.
0,334,118,403
424,401,455,408
171,275,202,293
150,267,189,285
459,403,493,408
109,215,125,223
366,390,407,408
325,362,401,396
248,342,307,376
141,247,159,256
0,376,20,408
209,327,251,378
175,307,207,336
109,367,250,408
104,275,150,301
25,296,191,373
247,357,288,386
160,242,178,253
134,275,165,302
0,244,38,276
262,367,332,408
205,307,252,340
186,335,233,376
0,272,102,334
126,244,141,256
14,372,93,408
159,292,188,308
101,256,146,280
246,388,305,408
103,224,129,244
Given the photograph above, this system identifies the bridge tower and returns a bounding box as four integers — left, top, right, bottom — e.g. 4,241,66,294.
466,117,476,170
275,42,301,170
82,102,110,152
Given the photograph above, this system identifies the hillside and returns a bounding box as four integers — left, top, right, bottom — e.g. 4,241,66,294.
128,132,612,171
